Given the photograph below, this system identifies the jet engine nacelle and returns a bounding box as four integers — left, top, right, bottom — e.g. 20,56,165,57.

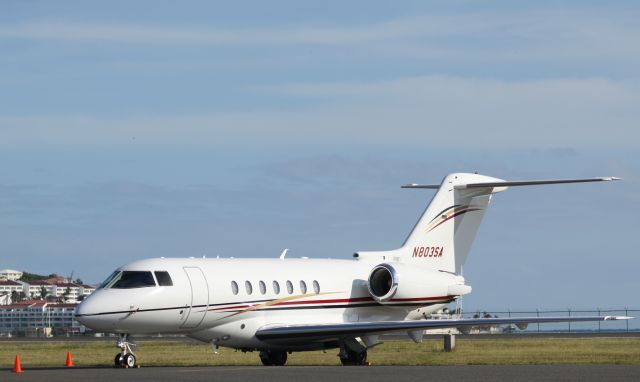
367,262,470,303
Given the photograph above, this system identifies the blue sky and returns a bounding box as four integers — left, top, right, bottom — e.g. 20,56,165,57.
1,1,638,314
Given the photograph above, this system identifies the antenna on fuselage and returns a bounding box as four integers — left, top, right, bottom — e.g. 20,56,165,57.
280,248,289,260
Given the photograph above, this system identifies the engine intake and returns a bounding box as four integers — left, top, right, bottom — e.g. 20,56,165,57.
367,264,398,302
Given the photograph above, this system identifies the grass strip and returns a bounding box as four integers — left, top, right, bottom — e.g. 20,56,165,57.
1,337,639,368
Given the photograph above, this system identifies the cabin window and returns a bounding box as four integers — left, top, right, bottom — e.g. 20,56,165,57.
313,280,320,294
259,280,267,295
272,281,280,294
286,280,294,294
105,271,156,289
231,281,239,295
300,280,307,294
245,281,253,295
154,271,173,286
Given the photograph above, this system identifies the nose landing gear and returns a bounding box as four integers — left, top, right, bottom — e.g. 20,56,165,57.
114,334,138,368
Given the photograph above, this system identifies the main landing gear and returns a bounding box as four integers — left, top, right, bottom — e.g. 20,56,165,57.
259,350,288,366
339,348,368,366
338,338,369,366
114,334,138,368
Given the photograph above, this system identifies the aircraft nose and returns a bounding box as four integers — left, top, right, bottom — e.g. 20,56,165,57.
75,299,91,324
75,294,102,328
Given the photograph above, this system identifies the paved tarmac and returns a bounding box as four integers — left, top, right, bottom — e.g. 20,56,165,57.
3,365,640,382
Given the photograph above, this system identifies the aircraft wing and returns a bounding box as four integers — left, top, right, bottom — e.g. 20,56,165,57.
255,316,631,344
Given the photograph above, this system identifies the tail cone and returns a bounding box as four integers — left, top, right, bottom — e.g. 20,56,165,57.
65,351,74,367
13,355,23,373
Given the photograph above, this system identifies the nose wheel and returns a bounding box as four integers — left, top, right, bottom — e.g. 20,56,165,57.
114,334,139,368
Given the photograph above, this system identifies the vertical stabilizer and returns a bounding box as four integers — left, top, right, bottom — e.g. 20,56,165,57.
400,173,502,273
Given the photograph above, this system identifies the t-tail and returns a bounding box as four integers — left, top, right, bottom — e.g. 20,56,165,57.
354,173,620,274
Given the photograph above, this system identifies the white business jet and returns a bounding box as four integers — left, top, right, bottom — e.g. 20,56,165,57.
75,173,629,367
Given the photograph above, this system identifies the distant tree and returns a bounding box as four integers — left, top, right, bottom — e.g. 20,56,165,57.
74,278,83,285
62,286,71,301
10,290,19,303
19,271,48,281
17,291,26,301
77,294,86,302
40,286,49,300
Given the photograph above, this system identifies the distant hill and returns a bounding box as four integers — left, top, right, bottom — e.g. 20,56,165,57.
19,271,59,282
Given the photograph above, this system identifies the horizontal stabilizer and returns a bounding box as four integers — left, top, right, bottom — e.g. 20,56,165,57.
401,184,440,189
402,177,620,190
455,177,621,189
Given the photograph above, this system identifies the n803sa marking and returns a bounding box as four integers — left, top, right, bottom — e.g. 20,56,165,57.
412,246,444,258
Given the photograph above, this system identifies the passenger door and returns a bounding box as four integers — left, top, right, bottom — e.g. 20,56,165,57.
181,267,209,329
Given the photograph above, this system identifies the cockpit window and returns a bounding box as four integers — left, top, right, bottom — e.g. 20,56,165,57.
99,271,120,289
154,271,173,286
104,271,157,289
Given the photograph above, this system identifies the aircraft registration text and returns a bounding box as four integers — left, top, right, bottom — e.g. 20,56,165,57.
412,246,443,258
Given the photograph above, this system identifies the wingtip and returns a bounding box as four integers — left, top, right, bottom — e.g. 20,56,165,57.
604,315,633,320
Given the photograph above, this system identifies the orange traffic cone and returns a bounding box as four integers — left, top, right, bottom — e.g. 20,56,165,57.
13,355,23,373
65,351,74,367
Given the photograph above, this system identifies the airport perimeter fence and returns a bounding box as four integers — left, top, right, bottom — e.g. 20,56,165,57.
449,308,640,333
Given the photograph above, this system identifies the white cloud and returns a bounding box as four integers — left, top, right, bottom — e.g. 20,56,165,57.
0,19,433,46
1,75,638,148
0,9,638,62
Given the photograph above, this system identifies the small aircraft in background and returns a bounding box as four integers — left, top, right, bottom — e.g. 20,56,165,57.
76,173,629,367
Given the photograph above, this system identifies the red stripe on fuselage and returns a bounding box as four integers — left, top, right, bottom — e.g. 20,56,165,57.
208,296,453,312
272,296,374,306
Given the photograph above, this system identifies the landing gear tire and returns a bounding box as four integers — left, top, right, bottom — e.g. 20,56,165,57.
340,349,367,366
123,354,137,368
114,354,124,367
259,350,288,366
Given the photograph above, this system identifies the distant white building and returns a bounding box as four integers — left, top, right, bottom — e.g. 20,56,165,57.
0,281,25,304
80,284,96,298
0,269,23,281
49,283,96,303
0,271,97,304
52,283,81,302
23,280,56,300
0,300,82,336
